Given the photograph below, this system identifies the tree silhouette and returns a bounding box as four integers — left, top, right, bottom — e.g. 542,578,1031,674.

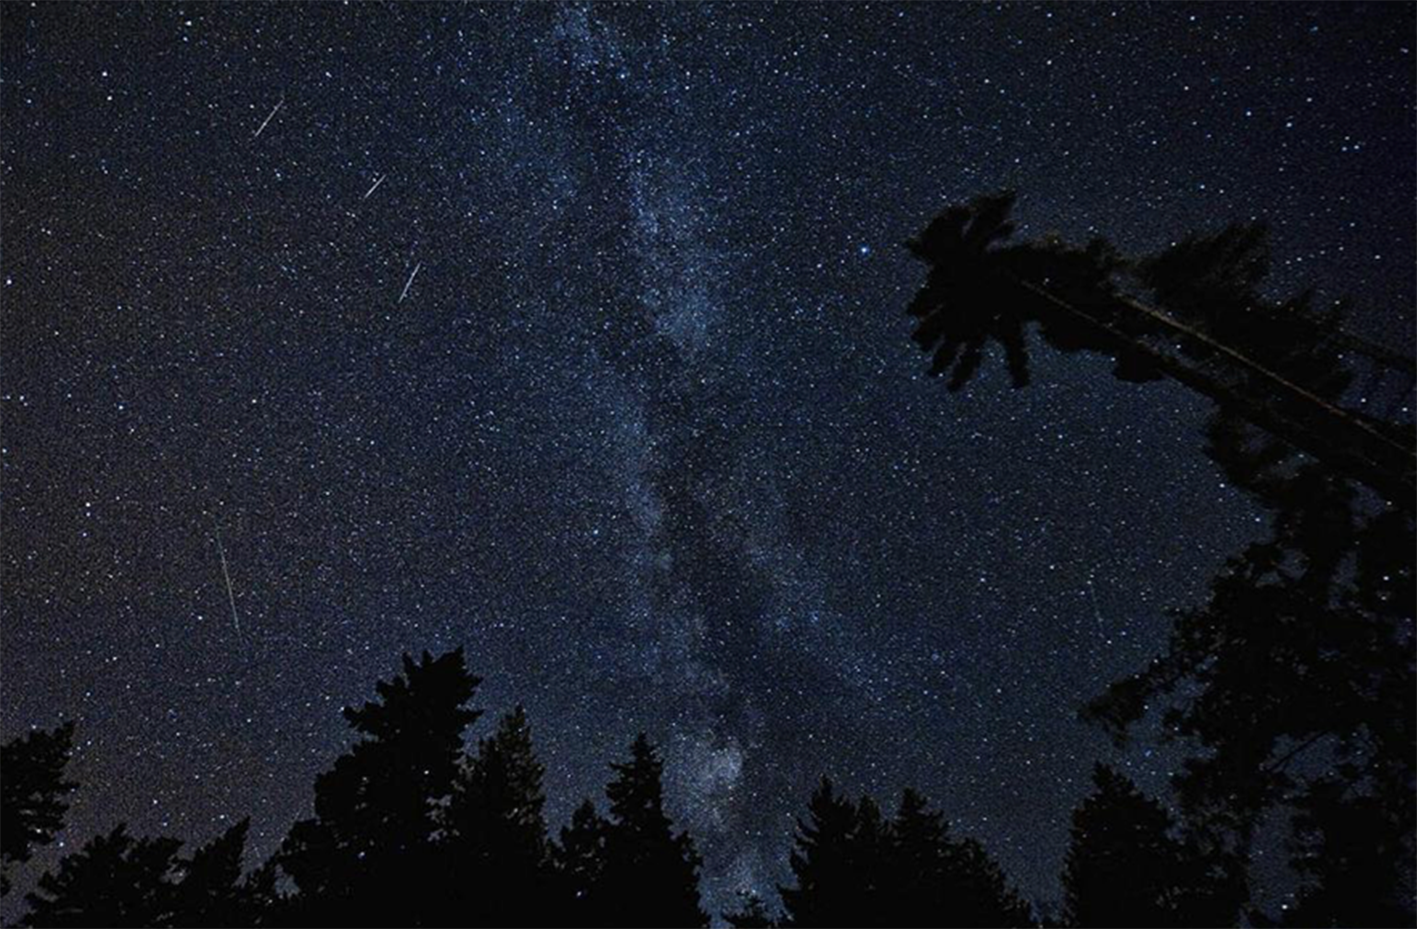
883,787,1033,927
1084,435,1414,918
551,798,610,925
904,192,1415,923
780,781,1031,928
443,705,554,925
23,819,272,928
1278,775,1416,928
1060,765,1229,928
779,778,871,928
903,191,1414,510
275,649,481,927
906,192,1033,389
882,787,950,924
936,837,1033,929
598,734,707,928
21,629,1406,926
22,824,181,928
2,721,78,896
235,858,283,928
171,819,263,927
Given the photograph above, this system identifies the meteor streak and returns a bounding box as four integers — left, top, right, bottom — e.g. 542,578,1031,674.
214,521,242,638
363,174,386,199
253,97,284,138
398,261,421,304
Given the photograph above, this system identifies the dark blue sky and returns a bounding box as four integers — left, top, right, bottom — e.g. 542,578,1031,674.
3,2,1413,918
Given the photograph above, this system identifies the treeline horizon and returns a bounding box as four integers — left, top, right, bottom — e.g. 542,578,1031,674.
0,648,1308,929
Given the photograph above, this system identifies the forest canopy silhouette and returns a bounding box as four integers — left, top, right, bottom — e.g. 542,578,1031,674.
2,192,1412,929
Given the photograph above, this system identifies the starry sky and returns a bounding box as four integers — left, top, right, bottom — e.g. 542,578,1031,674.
2,1,1413,919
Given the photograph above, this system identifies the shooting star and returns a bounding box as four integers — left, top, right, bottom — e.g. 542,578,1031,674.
363,173,386,199
398,261,422,304
213,521,242,638
1086,575,1111,642
253,97,284,139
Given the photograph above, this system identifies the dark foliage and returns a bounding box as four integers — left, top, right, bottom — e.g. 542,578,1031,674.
779,779,1032,928
906,193,1416,925
1280,775,1417,928
552,798,609,923
21,821,266,928
22,625,1407,928
275,648,482,927
903,191,1413,510
779,778,876,928
171,820,264,927
1,722,78,896
22,825,182,928
1061,765,1231,928
598,734,708,927
444,705,555,925
884,787,1033,928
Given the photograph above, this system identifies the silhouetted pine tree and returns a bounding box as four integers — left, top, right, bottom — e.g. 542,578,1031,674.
782,781,1031,928
22,824,181,927
1,722,78,896
599,734,707,927
853,795,887,916
1085,426,1414,920
551,798,609,925
171,819,259,927
890,789,1033,928
1279,776,1416,928
902,191,1412,508
237,858,284,928
940,837,1034,928
779,778,877,928
1061,765,1229,928
443,705,553,925
880,787,949,923
276,649,481,927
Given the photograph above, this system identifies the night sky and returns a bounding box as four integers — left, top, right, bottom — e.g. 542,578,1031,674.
3,1,1413,919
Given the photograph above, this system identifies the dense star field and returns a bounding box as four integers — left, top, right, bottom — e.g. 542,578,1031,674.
2,1,1413,918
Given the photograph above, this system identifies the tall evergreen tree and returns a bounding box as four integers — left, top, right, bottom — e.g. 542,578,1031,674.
881,787,949,923
236,857,284,928
1061,765,1228,928
2,722,78,896
598,734,707,928
853,795,887,916
782,781,1031,928
276,649,481,927
551,798,610,925
886,788,1032,928
171,819,259,927
779,778,877,928
444,705,552,925
940,837,1033,928
22,825,181,928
